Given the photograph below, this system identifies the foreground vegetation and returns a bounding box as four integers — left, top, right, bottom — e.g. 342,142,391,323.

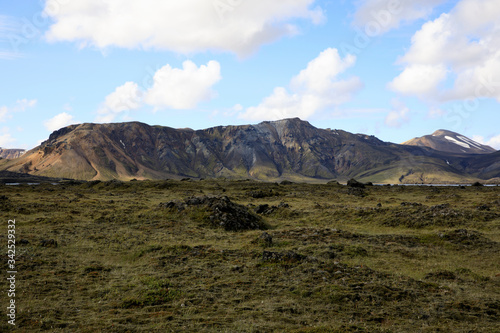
1,179,499,332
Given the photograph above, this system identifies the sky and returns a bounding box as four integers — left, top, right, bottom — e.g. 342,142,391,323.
0,0,499,150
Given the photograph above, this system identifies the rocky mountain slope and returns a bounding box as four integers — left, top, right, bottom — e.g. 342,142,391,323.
0,119,497,183
0,148,25,159
456,150,500,182
402,130,496,155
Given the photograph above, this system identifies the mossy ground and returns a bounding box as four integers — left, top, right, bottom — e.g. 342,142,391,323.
1,180,499,332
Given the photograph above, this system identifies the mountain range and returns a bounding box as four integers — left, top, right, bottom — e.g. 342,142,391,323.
0,148,25,159
0,118,498,184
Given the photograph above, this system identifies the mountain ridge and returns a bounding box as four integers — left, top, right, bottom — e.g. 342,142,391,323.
0,118,498,184
0,148,25,159
402,129,496,155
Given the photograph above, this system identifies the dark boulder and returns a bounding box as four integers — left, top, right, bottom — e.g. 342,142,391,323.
347,179,366,188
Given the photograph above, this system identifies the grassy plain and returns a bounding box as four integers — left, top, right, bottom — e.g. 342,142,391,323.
1,179,499,332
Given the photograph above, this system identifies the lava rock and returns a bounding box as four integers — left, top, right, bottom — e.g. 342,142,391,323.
248,190,276,199
258,232,273,247
347,179,366,188
161,196,267,232
262,250,305,263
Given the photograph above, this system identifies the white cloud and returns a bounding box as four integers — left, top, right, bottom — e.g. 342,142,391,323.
43,0,324,56
488,137,500,151
0,99,37,123
97,82,142,122
390,0,500,102
239,48,363,121
96,61,222,122
0,106,8,122
44,112,76,132
354,0,445,35
385,99,410,128
14,99,37,111
472,135,500,150
145,61,221,110
389,64,448,98
0,128,15,147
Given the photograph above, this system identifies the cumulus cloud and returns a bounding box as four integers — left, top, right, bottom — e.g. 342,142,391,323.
385,99,410,128
43,0,324,56
96,82,142,123
44,112,76,132
145,61,221,110
390,0,500,102
388,64,448,98
353,0,445,35
97,60,222,122
472,135,500,150
239,48,363,121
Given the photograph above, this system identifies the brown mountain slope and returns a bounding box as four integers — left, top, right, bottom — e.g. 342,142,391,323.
403,130,496,155
0,119,494,183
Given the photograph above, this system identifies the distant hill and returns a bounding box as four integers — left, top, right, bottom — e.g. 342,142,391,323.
0,170,73,184
402,130,496,155
0,119,498,184
0,148,25,159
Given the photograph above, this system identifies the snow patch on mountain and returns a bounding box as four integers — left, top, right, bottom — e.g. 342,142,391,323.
445,136,470,149
457,136,484,150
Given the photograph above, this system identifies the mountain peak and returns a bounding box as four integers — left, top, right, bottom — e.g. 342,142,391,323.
432,129,454,136
403,130,496,155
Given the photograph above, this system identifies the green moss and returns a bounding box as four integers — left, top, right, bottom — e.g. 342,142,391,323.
0,180,498,332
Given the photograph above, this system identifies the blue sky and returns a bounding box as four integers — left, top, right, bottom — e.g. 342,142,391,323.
0,0,499,150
